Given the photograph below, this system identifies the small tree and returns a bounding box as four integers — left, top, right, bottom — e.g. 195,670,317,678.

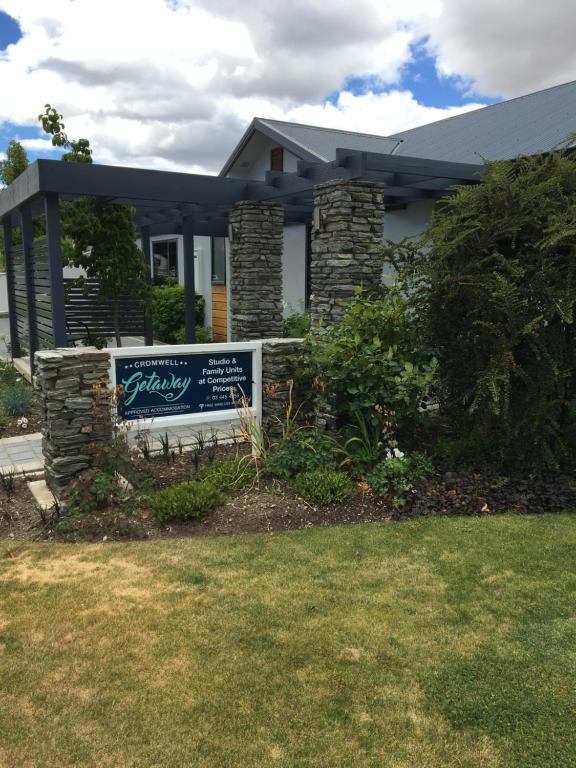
39,105,147,346
0,139,29,186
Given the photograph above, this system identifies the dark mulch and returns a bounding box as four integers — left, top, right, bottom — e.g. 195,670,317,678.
0,478,44,541
399,469,576,519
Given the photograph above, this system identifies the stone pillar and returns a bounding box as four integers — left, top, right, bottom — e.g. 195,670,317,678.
36,348,113,495
261,338,305,437
229,201,284,341
310,179,385,327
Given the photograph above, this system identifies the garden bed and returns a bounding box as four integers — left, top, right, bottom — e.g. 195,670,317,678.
0,443,574,544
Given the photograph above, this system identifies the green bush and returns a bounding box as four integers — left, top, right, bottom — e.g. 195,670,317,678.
150,285,205,344
263,429,338,481
150,480,223,524
174,325,213,344
304,287,436,434
283,310,310,338
1,383,32,416
419,151,576,468
367,451,433,507
0,360,19,388
293,469,354,505
65,468,134,515
196,458,256,491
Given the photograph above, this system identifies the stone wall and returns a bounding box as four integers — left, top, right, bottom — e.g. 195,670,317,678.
310,179,385,327
229,201,284,341
36,348,112,495
261,338,305,437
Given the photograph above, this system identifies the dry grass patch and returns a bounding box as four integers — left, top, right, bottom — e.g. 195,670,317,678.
0,514,575,767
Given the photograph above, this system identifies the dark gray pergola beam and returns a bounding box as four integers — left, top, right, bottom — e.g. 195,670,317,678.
20,204,38,371
44,193,67,348
139,225,154,345
182,217,196,343
1,216,20,358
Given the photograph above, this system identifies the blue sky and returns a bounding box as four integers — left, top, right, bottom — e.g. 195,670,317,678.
0,11,56,163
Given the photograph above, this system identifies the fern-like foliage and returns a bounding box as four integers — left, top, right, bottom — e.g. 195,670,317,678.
416,150,576,468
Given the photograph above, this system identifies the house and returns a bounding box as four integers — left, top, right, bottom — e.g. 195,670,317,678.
146,79,576,340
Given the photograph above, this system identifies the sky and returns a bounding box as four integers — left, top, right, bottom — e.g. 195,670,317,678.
0,0,574,175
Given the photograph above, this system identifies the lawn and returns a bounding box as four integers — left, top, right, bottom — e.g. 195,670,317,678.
1,514,575,767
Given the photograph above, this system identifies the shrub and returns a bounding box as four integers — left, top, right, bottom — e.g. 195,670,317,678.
150,285,205,344
283,310,310,338
367,451,433,507
304,286,437,434
1,383,32,416
0,360,19,388
174,325,213,344
150,480,223,524
65,468,134,515
419,150,576,468
338,409,396,475
293,469,354,505
263,429,338,481
196,458,256,491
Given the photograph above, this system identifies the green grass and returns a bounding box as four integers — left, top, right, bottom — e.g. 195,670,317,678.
1,513,575,767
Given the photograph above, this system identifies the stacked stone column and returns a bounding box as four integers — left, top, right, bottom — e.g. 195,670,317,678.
229,201,284,341
310,179,385,327
261,338,305,437
36,348,112,495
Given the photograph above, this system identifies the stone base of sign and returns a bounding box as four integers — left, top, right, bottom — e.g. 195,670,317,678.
261,338,306,437
36,348,112,495
310,179,385,327
229,201,284,341
36,341,309,493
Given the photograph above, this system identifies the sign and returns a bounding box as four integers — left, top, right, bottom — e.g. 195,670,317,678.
109,342,261,427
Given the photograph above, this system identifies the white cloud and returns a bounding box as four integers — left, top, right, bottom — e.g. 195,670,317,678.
0,0,573,174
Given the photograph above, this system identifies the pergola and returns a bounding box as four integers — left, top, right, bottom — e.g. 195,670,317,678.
0,150,483,370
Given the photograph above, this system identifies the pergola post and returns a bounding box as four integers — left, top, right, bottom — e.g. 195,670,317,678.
44,193,67,348
139,225,154,346
309,179,385,328
20,204,37,372
228,201,284,341
2,216,21,358
182,216,196,343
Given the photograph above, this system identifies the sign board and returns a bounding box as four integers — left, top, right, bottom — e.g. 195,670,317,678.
109,342,262,428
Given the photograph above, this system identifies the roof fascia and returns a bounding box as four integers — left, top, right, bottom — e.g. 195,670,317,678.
219,118,322,177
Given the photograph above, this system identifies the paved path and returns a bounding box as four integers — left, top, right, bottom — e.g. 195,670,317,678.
0,433,44,474
0,422,243,475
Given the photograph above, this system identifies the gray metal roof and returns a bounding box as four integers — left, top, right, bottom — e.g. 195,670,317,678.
222,80,576,172
394,80,576,163
256,118,402,161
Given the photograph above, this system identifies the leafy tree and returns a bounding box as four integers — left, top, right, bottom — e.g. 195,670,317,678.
39,105,147,346
416,150,576,468
0,139,29,186
0,141,30,268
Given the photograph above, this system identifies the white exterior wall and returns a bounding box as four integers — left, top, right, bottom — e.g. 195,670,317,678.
384,201,434,243
282,224,307,316
0,273,7,315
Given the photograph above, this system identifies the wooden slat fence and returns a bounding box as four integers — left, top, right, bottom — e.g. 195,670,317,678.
64,279,145,342
12,237,55,350
10,237,146,349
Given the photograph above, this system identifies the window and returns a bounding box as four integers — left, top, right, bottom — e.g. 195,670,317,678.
211,237,226,285
270,146,284,172
152,239,178,282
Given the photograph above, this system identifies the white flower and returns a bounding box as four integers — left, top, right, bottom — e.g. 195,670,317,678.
17,417,29,429
386,447,405,460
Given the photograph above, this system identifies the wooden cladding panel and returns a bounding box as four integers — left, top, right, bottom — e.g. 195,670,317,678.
211,284,228,341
